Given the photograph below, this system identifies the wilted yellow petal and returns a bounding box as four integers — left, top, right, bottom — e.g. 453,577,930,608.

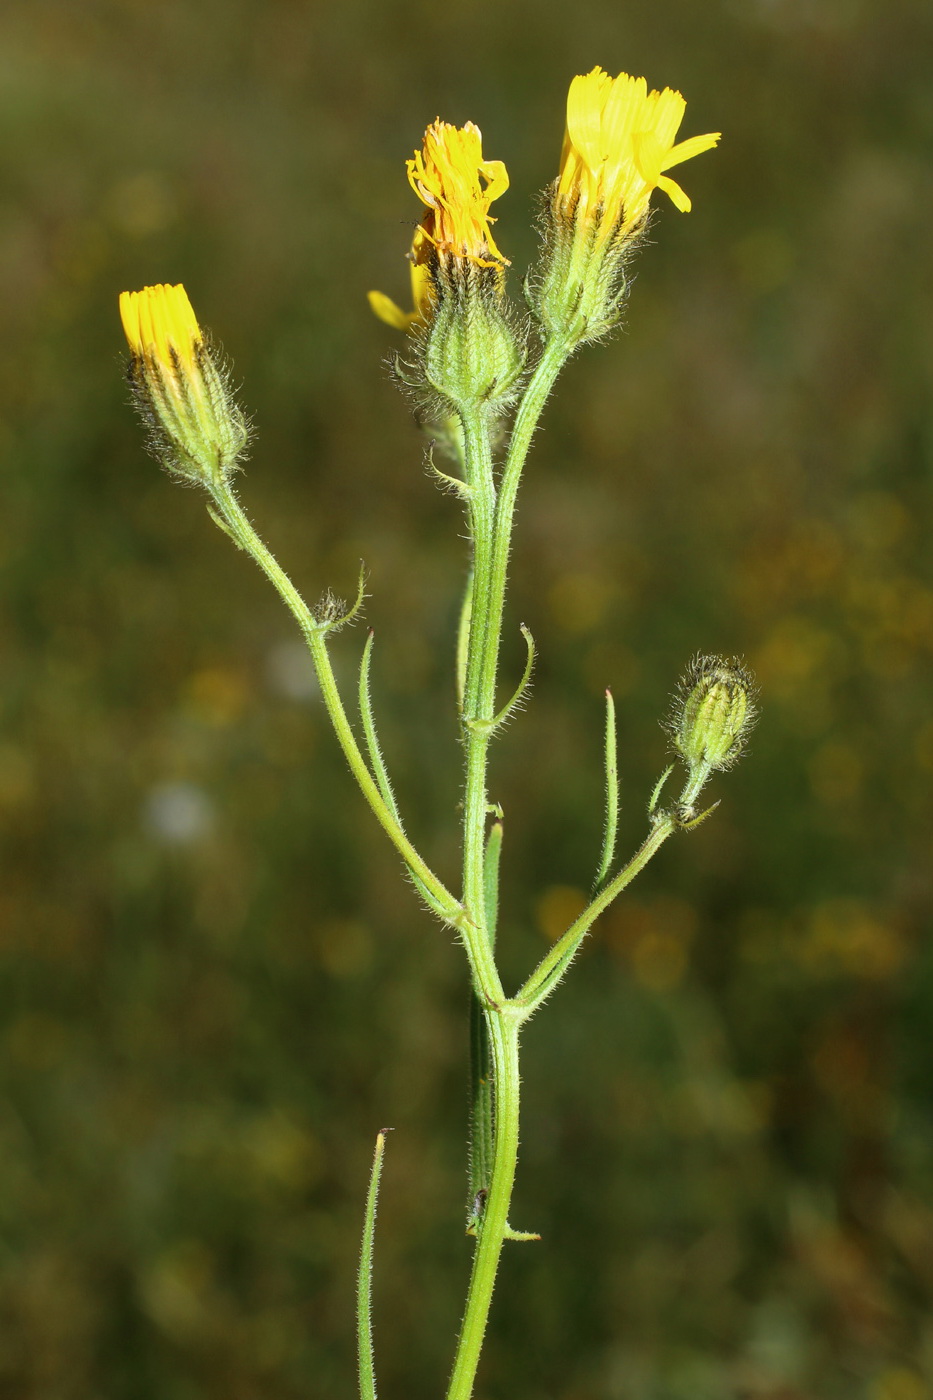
406,119,509,267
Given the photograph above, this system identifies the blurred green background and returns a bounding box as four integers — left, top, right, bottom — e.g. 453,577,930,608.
2,0,932,1396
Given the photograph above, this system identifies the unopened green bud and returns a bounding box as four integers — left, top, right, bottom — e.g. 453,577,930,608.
423,267,525,414
671,656,756,809
120,283,248,486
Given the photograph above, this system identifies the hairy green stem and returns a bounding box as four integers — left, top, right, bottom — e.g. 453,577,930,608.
458,408,505,1009
479,335,573,707
445,348,576,1400
460,408,497,727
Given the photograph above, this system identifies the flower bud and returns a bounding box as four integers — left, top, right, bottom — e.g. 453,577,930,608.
423,268,525,413
119,283,248,486
671,656,756,808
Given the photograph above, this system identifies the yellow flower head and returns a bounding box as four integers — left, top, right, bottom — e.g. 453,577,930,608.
557,67,720,241
368,120,510,332
407,119,509,268
120,283,203,385
119,283,247,483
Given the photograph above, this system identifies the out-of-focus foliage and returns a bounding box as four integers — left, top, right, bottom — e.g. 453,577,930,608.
1,0,932,1396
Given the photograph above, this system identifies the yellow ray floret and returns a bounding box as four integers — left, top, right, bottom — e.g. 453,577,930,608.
119,283,203,375
557,67,720,240
367,226,436,332
408,119,509,268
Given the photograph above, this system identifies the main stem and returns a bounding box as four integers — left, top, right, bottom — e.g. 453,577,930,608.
446,343,572,1400
447,403,513,1400
460,407,499,944
480,335,572,705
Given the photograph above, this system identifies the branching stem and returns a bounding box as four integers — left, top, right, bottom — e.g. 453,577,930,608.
207,340,677,1400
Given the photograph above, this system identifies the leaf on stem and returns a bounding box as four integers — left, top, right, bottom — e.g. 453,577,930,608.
359,632,450,920
467,998,495,1234
426,441,473,500
357,1128,392,1400
648,763,675,817
593,688,619,890
504,1223,542,1242
205,501,246,548
482,819,503,948
489,624,535,730
359,631,402,824
456,570,473,711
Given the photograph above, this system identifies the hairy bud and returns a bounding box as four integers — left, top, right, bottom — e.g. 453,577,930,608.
120,283,248,486
670,655,757,812
423,266,525,413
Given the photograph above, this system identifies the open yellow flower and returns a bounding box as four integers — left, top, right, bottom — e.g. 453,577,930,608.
557,67,720,243
369,119,510,332
119,283,247,483
531,67,721,341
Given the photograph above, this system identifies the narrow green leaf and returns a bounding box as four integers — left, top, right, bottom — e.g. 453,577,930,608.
456,570,473,711
503,1224,541,1242
359,631,401,823
359,633,450,920
648,762,676,816
593,688,619,890
467,819,504,1234
467,996,495,1235
490,624,535,730
357,1128,391,1400
482,820,503,950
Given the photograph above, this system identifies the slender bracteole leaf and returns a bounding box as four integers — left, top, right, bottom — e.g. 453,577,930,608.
648,763,676,816
594,688,619,890
489,624,535,730
467,994,494,1236
456,569,473,711
357,1129,390,1400
359,631,451,920
482,819,503,944
467,820,502,1233
359,631,401,822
